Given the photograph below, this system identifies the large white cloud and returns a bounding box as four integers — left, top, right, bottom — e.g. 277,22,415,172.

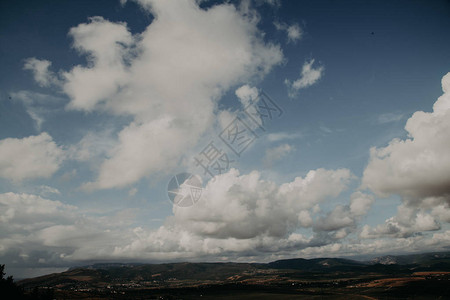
110,168,449,261
53,0,283,189
362,72,450,204
0,133,65,182
0,192,132,276
0,193,76,235
360,72,450,239
1,166,354,272
2,171,450,277
360,205,440,239
113,168,354,258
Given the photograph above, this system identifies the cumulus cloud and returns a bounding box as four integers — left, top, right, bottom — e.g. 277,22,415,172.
361,205,440,239
0,192,133,277
113,168,353,258
2,170,449,277
431,201,450,223
296,230,450,259
362,72,450,205
49,0,283,189
314,192,374,238
358,72,450,240
285,59,324,98
0,133,65,182
108,169,450,261
0,193,77,233
178,168,353,239
23,58,59,87
0,168,353,274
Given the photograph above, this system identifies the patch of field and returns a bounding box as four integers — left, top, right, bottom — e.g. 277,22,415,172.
355,276,425,288
172,291,379,300
67,276,94,281
412,271,450,276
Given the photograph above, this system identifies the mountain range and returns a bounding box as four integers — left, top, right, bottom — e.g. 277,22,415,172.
16,251,450,299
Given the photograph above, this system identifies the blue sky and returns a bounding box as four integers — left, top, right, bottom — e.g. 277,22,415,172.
1,0,450,278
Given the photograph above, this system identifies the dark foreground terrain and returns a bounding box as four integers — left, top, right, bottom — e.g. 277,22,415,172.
14,252,450,299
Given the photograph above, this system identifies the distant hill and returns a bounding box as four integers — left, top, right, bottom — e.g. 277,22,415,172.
267,257,367,272
17,251,450,297
371,252,450,267
19,262,263,289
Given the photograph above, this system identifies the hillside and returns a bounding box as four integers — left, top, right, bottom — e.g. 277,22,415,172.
15,252,450,299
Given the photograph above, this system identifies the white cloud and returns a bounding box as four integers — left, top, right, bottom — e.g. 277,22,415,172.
285,59,324,98
68,129,117,162
62,16,134,112
362,72,450,204
258,0,281,7
315,205,355,232
361,208,440,239
36,185,61,196
113,167,353,258
180,168,353,238
314,192,374,236
2,171,449,276
235,84,259,108
266,132,302,142
54,1,283,190
0,133,65,182
0,167,353,273
431,202,450,223
0,193,77,239
23,58,59,87
10,90,64,131
377,112,404,124
82,117,204,190
0,192,136,265
359,73,450,240
217,109,237,132
263,143,294,166
349,191,374,217
274,21,303,44
286,24,302,43
294,232,450,260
